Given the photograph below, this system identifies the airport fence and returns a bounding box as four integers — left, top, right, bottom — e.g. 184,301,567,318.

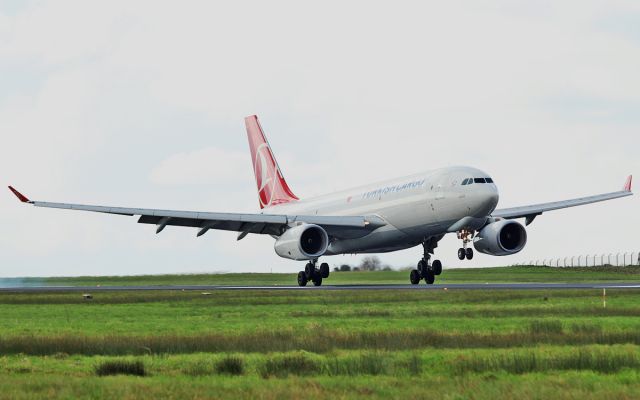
513,252,640,267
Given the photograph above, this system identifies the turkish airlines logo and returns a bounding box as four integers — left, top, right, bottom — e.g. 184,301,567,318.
255,143,276,208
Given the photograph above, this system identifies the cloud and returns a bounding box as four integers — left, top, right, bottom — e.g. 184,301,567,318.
0,0,638,277
150,147,248,185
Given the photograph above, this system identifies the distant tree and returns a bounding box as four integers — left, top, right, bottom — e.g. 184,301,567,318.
339,264,352,272
382,265,393,271
360,256,382,271
352,267,360,272
333,267,339,272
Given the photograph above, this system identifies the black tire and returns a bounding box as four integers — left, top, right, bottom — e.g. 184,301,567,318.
417,260,428,277
424,271,435,285
432,259,442,276
409,269,420,285
312,275,323,286
320,263,330,279
304,262,314,278
465,248,473,260
297,271,308,287
457,248,466,260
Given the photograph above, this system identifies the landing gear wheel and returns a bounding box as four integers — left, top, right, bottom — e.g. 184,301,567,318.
297,271,308,287
432,259,442,276
312,274,323,286
320,263,330,279
417,260,428,277
410,269,420,285
424,271,435,285
457,248,466,260
465,248,473,260
304,262,314,278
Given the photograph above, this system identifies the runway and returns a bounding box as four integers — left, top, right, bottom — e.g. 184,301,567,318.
1,282,640,292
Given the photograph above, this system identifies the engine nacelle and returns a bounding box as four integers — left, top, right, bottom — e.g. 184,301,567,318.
473,220,527,256
274,223,329,261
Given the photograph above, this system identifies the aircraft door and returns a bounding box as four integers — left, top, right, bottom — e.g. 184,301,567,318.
429,172,457,224
435,173,450,201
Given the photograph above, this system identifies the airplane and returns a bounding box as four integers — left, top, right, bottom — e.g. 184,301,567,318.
9,115,634,286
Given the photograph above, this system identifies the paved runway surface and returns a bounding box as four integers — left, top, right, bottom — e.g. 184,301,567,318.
1,283,640,292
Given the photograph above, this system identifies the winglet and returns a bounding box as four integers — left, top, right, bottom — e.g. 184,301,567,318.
623,175,633,192
8,186,32,203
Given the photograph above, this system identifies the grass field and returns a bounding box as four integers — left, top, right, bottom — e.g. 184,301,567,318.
1,267,640,399
4,265,640,287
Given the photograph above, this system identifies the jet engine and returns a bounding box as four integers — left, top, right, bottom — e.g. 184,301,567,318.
274,223,329,260
473,219,527,256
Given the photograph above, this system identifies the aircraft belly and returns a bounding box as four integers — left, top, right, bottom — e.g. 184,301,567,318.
327,226,414,255
399,221,450,238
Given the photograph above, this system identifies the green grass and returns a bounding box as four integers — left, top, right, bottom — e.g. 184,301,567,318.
2,265,640,287
2,267,640,398
453,347,640,375
260,353,322,378
95,359,146,376
215,355,245,375
2,349,640,399
1,289,639,338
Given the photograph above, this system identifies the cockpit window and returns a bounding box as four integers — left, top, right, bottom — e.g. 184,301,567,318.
467,177,493,184
462,178,475,185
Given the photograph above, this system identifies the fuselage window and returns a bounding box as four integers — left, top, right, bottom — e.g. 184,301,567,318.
474,178,485,184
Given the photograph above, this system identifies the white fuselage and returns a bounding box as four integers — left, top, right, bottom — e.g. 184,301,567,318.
265,166,499,255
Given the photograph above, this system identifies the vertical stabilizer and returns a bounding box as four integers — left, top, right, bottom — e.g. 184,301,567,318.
245,115,299,209
623,175,633,192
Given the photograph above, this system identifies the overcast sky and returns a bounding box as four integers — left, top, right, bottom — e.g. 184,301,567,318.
1,0,638,277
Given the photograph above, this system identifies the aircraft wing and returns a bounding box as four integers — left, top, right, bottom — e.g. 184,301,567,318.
491,175,633,225
7,187,386,239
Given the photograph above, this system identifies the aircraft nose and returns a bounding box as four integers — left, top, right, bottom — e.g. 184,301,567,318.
486,185,499,212
475,185,499,216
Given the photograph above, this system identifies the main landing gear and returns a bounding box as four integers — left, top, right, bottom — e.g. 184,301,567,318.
297,259,330,287
410,239,443,285
457,229,475,260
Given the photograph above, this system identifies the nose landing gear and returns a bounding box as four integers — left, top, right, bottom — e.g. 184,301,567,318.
298,259,330,287
457,229,475,260
410,238,442,285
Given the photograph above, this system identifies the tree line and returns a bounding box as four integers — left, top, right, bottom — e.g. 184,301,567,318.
332,256,393,272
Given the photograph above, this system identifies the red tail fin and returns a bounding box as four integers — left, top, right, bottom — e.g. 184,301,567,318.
245,115,299,209
623,175,633,192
